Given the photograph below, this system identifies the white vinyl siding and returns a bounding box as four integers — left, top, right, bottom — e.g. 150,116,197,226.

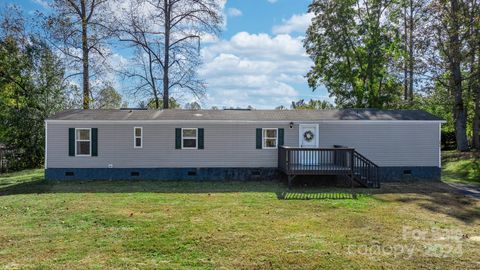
46,121,440,168
317,122,440,167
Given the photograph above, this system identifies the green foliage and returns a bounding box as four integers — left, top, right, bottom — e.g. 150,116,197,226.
93,85,123,109
442,151,480,184
415,86,454,132
290,99,335,110
0,8,68,170
443,159,480,184
305,0,403,109
138,97,181,109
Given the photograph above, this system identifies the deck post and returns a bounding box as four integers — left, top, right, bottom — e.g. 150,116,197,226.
349,149,354,173
286,147,290,174
277,147,377,189
288,175,295,189
350,149,355,190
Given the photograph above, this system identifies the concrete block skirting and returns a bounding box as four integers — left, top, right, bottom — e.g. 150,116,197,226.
45,168,283,181
379,166,441,182
45,166,441,182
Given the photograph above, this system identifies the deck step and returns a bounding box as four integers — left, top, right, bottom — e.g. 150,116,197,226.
277,147,380,188
352,150,380,188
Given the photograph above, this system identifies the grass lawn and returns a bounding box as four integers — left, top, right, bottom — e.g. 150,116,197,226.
0,169,479,269
442,151,480,185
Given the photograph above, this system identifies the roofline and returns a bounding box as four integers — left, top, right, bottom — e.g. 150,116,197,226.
45,119,446,124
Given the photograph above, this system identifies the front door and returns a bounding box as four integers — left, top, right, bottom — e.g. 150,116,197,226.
299,124,318,148
299,124,319,165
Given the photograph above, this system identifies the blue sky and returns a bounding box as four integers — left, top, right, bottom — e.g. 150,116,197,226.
10,0,329,108
223,0,312,38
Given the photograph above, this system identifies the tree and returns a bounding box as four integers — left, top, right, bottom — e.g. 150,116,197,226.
119,45,163,109
93,85,122,109
465,0,480,149
1,6,69,169
114,0,222,109
290,99,335,110
138,97,181,109
397,0,430,103
184,101,201,110
304,0,403,109
427,0,472,151
45,0,111,109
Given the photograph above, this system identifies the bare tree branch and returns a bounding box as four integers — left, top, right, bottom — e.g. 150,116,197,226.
112,0,222,109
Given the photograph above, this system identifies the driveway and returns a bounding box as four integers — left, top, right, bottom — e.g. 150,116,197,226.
447,182,480,199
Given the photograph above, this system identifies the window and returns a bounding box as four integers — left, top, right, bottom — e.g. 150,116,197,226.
134,127,142,148
262,128,278,149
182,128,197,149
75,128,91,156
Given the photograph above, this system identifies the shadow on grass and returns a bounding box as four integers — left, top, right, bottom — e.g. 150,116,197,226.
0,174,479,223
0,178,363,196
388,193,480,224
371,182,480,224
443,159,480,184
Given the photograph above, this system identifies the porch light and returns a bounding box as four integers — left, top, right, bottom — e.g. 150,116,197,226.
289,122,294,128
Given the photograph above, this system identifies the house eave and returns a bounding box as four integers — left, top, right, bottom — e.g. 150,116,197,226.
45,119,447,124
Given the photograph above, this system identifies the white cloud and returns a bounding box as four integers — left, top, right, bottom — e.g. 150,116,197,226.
227,7,242,17
272,13,314,34
202,32,308,60
32,0,49,9
199,32,312,108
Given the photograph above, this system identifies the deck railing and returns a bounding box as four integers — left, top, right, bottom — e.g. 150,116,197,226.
278,146,380,188
278,146,354,175
353,151,380,188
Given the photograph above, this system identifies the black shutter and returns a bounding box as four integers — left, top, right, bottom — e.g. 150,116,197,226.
68,128,75,156
278,128,284,147
198,128,204,149
256,128,262,149
175,128,181,149
91,128,98,156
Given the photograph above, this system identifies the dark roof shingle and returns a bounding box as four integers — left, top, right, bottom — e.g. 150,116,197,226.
47,109,444,121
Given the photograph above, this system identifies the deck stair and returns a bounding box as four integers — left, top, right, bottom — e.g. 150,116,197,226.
278,146,380,188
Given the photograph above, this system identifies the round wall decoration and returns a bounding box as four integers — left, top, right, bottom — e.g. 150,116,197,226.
303,130,314,142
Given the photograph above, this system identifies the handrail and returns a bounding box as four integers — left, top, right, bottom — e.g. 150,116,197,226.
353,151,380,188
354,150,379,168
278,146,380,188
278,147,354,176
279,146,355,151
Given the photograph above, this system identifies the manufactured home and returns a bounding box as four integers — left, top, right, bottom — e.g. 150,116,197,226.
45,109,444,187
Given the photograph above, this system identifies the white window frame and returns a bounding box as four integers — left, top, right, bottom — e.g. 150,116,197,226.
75,128,91,157
134,127,143,148
181,128,198,149
262,128,278,149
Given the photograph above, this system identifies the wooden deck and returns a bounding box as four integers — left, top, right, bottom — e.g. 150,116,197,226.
278,146,354,175
278,146,380,188
285,164,352,175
